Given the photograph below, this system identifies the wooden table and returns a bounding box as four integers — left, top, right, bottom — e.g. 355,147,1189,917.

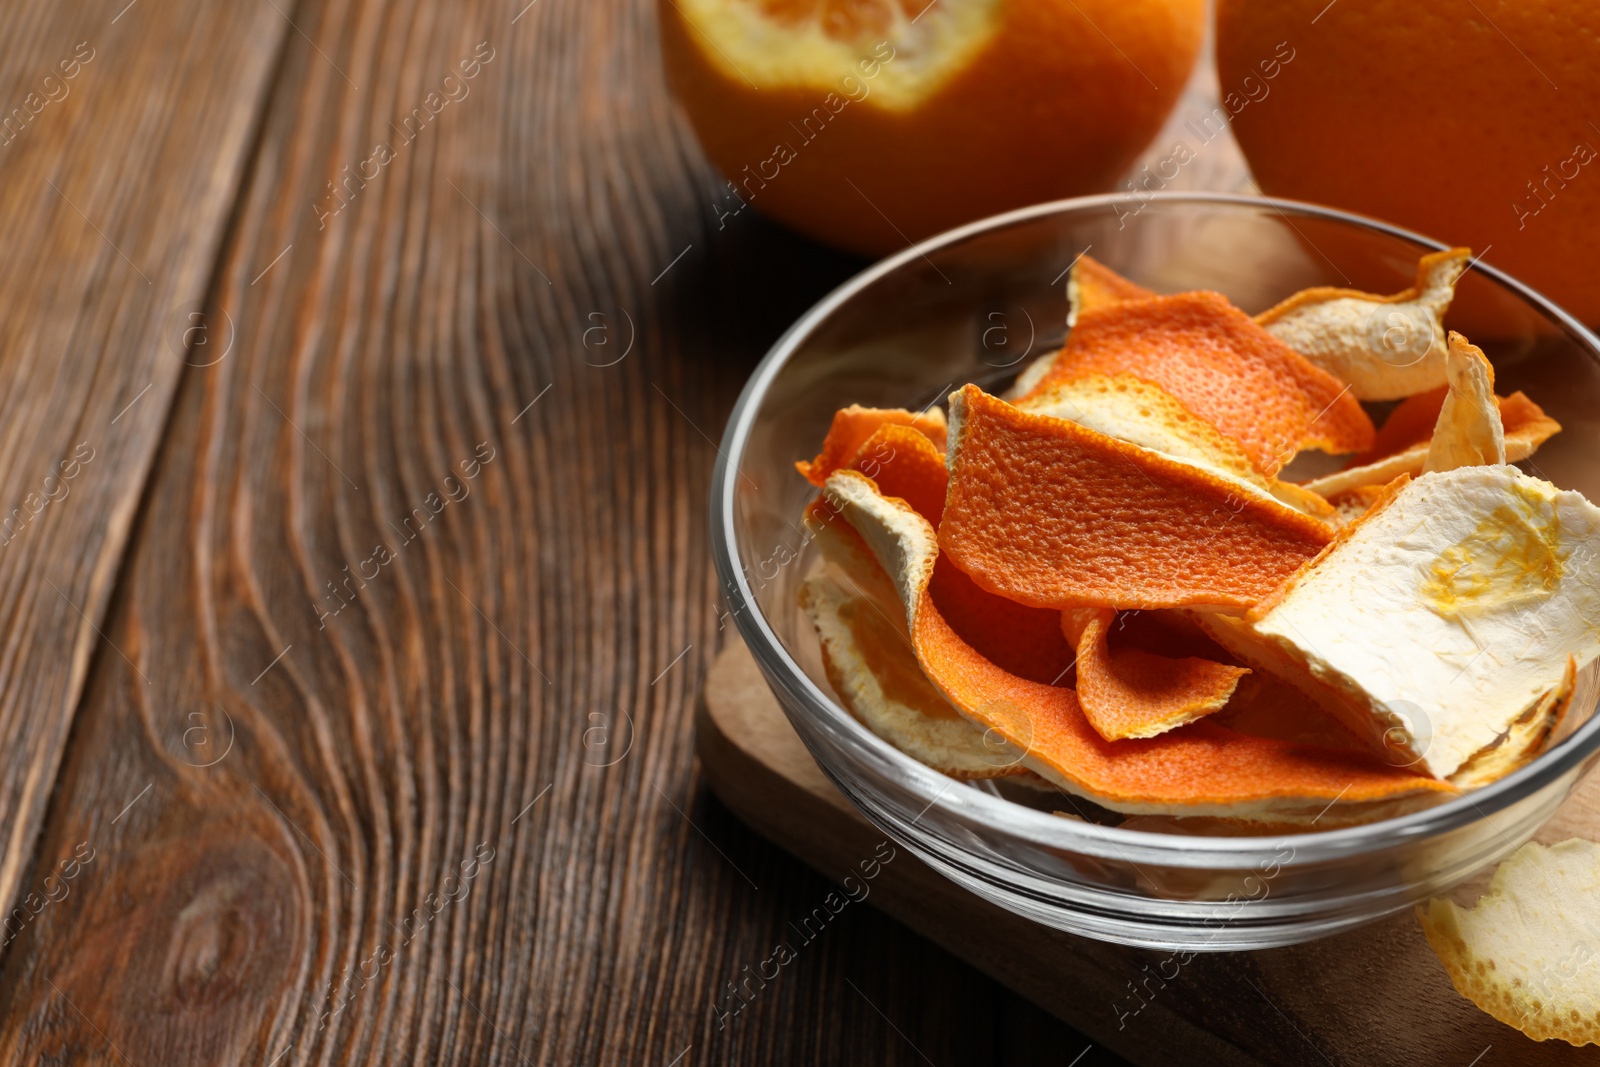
0,0,1251,1062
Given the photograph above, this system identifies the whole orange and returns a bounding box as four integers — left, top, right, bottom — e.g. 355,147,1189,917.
1218,0,1600,323
659,0,1204,257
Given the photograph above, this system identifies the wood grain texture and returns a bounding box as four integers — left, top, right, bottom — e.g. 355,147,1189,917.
703,639,1600,1067
0,0,287,943
0,0,1125,1062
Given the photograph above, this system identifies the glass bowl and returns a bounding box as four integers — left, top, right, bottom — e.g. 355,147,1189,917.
708,192,1600,950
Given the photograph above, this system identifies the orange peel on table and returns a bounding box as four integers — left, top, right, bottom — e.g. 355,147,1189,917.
1302,342,1561,500
1013,290,1375,475
1419,838,1600,1046
1255,248,1472,400
938,385,1334,612
1063,607,1249,741
795,404,947,487
820,466,1451,819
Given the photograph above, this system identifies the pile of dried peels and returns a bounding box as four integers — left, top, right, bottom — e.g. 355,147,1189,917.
792,251,1600,1044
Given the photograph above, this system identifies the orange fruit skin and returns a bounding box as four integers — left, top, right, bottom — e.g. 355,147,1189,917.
660,0,1205,256
1022,291,1376,470
1217,0,1600,323
1073,609,1248,741
795,405,947,487
940,386,1333,611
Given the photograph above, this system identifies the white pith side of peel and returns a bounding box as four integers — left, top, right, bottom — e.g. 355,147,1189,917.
1250,465,1600,779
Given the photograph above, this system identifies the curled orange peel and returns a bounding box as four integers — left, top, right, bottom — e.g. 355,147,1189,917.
1065,607,1250,741
1068,254,1156,325
1208,466,1600,779
795,404,948,487
1010,255,1156,399
1256,248,1471,400
805,420,1075,688
802,572,1026,779
1015,290,1375,474
822,467,1451,817
938,385,1334,612
1016,373,1337,520
1423,333,1504,473
1303,353,1561,500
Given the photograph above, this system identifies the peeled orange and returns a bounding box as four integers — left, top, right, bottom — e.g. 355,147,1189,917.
660,0,1204,256
1217,0,1600,323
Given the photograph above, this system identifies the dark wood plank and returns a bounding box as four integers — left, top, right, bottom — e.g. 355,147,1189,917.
0,0,1126,1062
0,0,287,941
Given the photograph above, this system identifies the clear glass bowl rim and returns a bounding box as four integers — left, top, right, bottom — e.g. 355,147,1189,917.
710,190,1600,871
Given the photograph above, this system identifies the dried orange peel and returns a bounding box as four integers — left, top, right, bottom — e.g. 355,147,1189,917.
1016,373,1337,520
1256,248,1472,400
796,404,947,487
802,572,1024,778
1448,657,1575,790
791,261,1591,835
1068,254,1156,324
1065,607,1249,741
939,385,1334,611
1423,333,1504,473
822,467,1450,818
1010,254,1156,398
1208,466,1600,779
1303,340,1561,500
805,428,1077,778
1015,290,1375,474
1419,838,1600,1046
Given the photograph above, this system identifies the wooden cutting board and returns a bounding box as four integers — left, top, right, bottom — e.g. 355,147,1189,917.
697,638,1600,1067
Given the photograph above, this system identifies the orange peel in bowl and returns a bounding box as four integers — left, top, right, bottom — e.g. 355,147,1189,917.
1014,290,1375,474
1220,466,1600,779
1009,255,1155,398
1016,373,1337,521
1448,657,1576,791
1423,333,1504,474
939,385,1334,611
796,404,947,487
1302,343,1561,500
822,467,1451,818
805,418,1077,690
1419,838,1600,1046
1256,248,1472,400
1065,607,1249,741
821,421,950,526
801,572,1023,778
1068,254,1155,325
